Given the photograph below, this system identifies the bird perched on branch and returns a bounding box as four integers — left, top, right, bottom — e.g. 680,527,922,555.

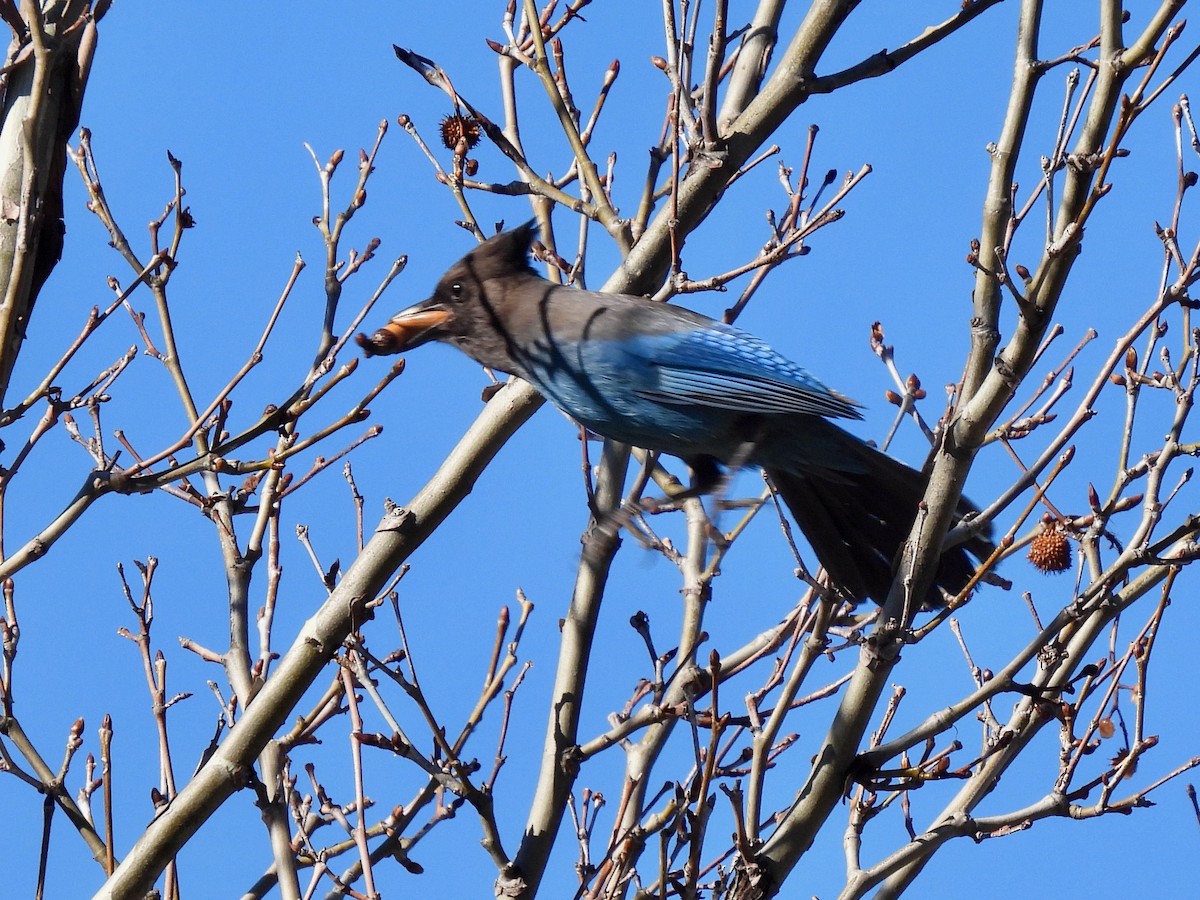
358,223,992,607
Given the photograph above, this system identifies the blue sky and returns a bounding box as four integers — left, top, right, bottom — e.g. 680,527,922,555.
4,2,1198,898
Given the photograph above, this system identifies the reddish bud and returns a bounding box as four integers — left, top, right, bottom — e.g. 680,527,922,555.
1110,493,1143,512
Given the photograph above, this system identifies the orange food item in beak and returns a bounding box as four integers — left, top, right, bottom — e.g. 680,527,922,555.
385,308,450,342
356,308,450,356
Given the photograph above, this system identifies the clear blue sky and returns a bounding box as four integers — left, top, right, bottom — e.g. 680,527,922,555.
4,2,1197,897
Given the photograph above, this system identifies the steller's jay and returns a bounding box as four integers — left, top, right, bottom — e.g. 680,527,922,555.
359,223,992,606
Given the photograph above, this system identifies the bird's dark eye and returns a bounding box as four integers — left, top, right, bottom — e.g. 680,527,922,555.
450,282,463,300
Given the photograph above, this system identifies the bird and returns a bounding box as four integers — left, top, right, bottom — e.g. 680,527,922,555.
358,222,993,607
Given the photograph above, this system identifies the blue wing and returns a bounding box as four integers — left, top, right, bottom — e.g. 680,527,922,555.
624,324,862,420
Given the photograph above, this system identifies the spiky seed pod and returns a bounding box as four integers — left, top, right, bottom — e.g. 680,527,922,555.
1029,523,1072,573
439,113,482,152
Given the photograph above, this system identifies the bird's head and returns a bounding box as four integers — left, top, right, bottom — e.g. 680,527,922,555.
356,221,538,357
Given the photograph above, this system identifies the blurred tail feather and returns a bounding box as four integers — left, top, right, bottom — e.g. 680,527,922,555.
765,437,992,607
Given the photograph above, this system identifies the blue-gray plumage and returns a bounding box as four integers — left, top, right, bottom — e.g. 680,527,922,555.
359,223,991,605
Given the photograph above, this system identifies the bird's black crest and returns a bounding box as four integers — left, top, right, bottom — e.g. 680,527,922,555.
467,220,539,279
499,219,539,266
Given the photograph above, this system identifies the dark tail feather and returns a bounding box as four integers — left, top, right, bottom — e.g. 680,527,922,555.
765,442,992,607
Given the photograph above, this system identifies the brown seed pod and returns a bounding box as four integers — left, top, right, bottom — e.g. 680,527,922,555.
1028,522,1072,573
439,113,482,152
